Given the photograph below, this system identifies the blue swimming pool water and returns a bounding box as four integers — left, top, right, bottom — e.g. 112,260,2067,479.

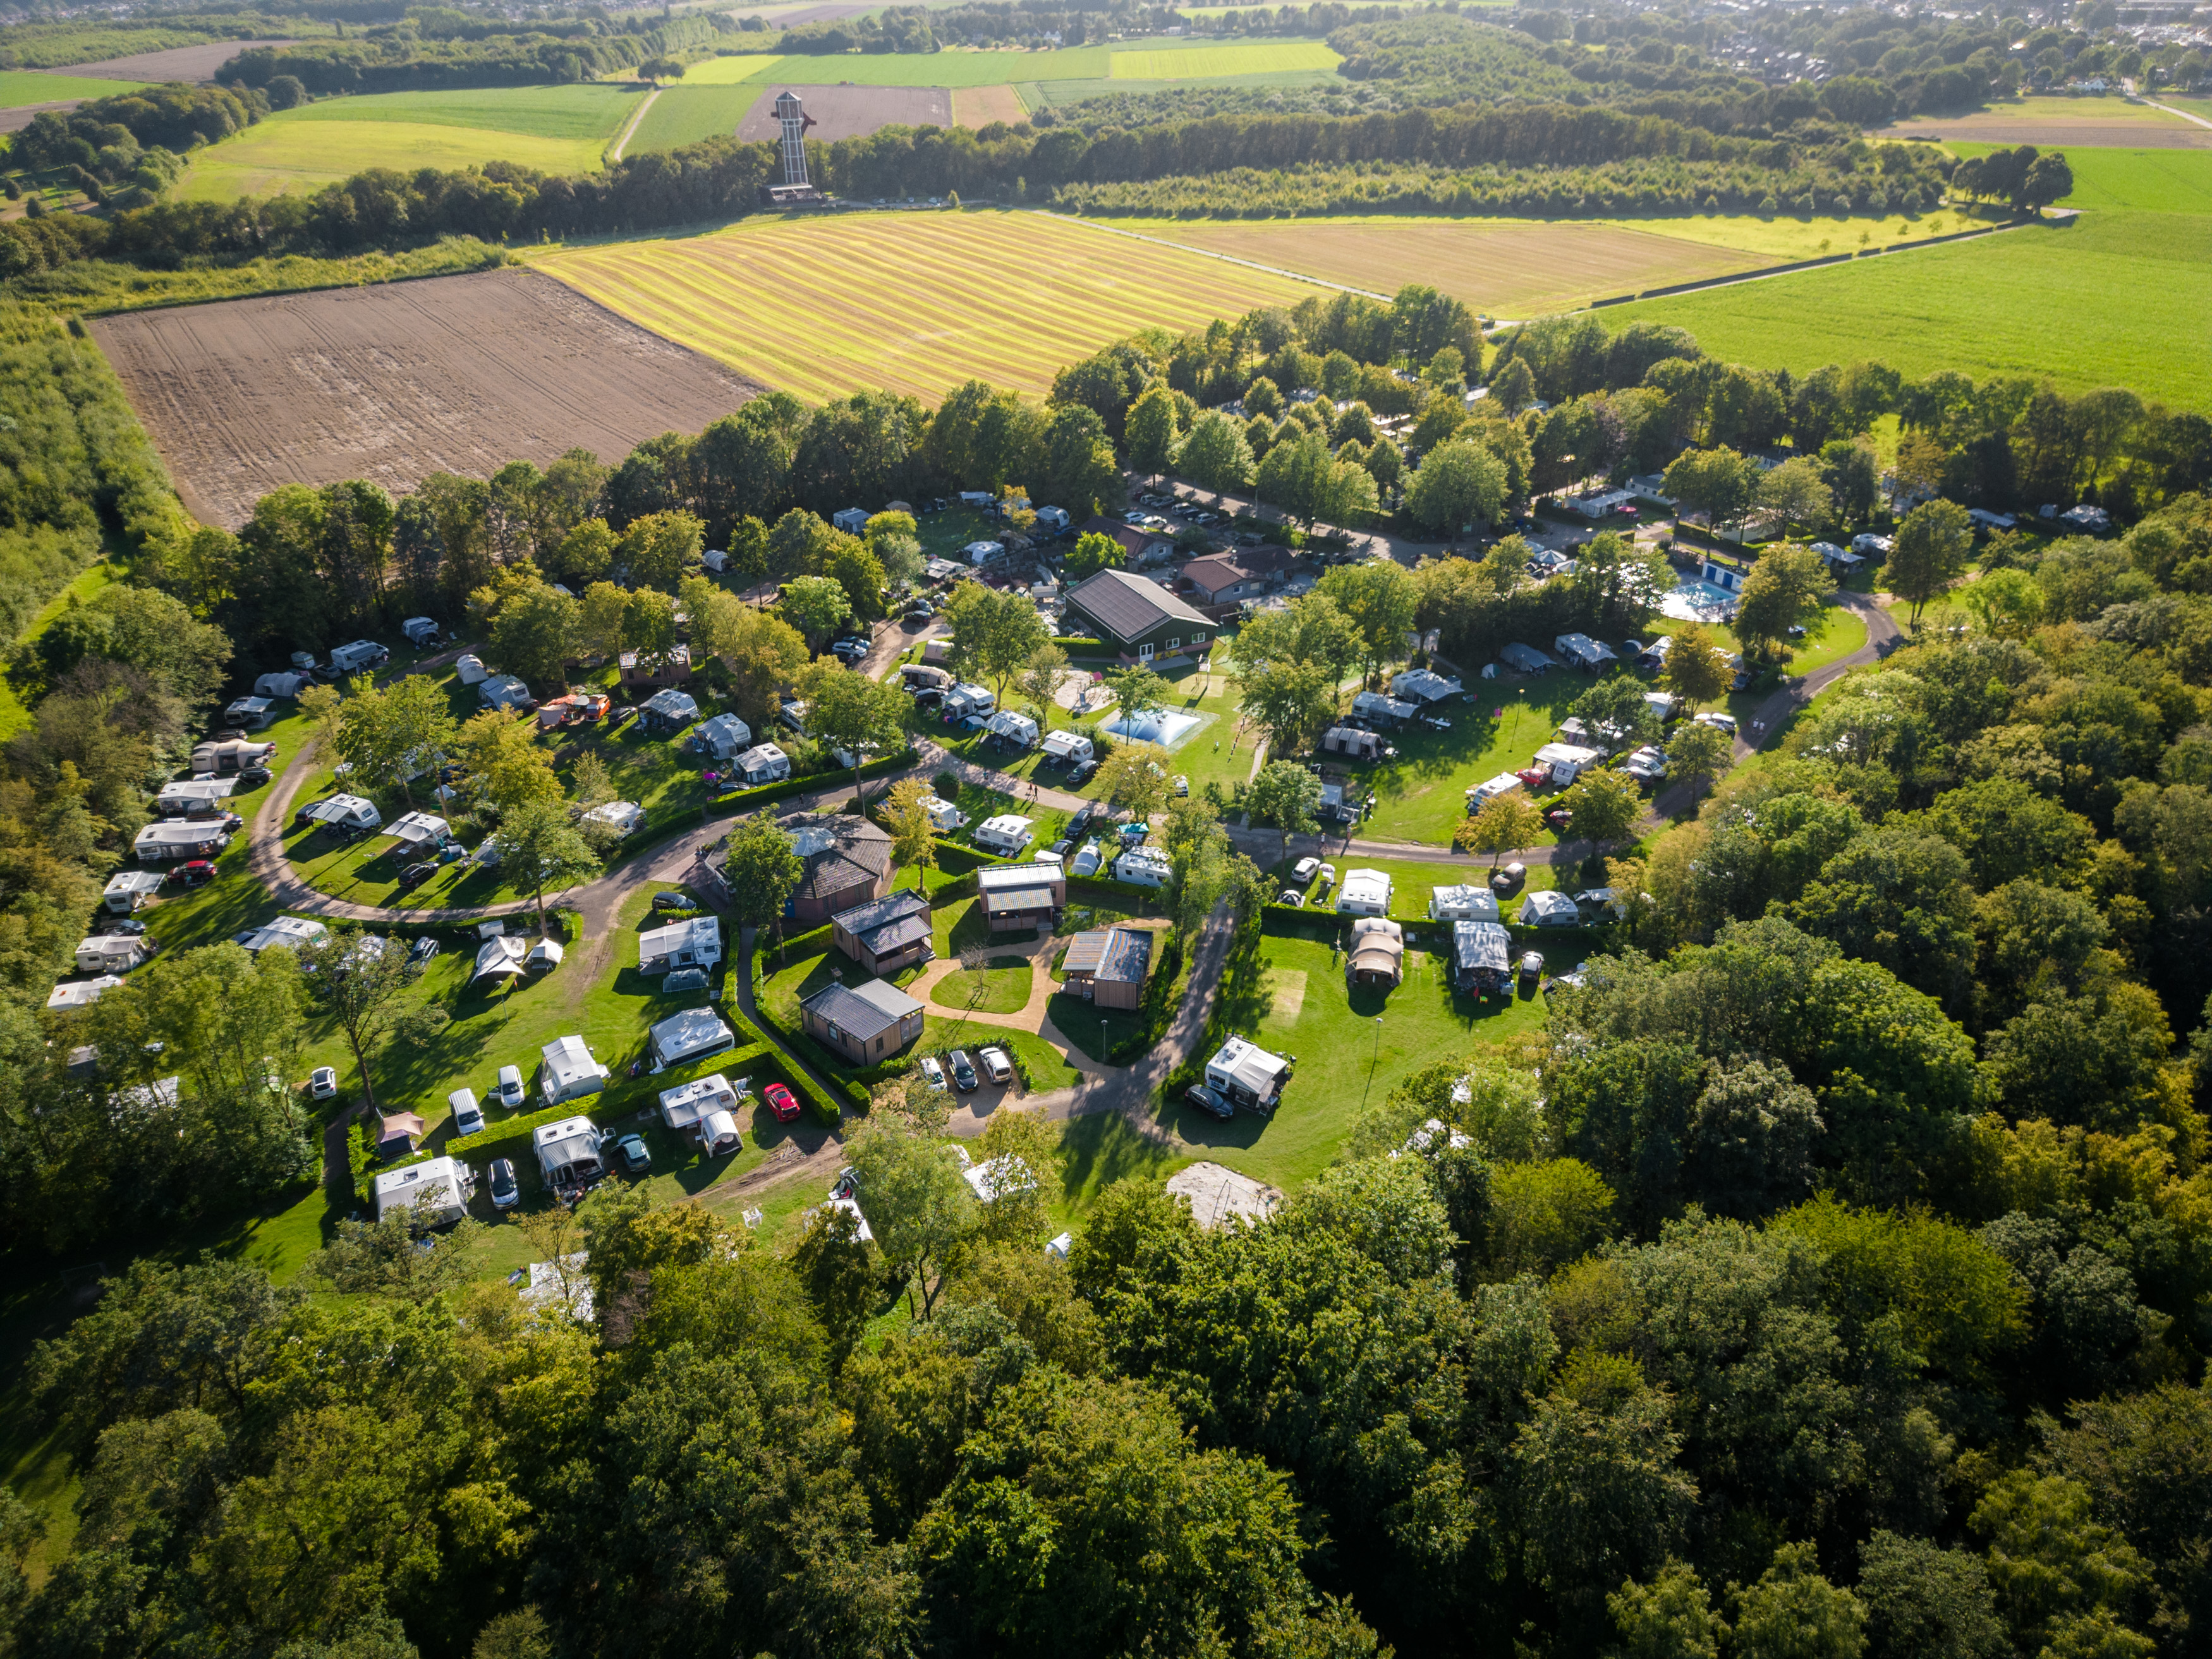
1662,579,1739,621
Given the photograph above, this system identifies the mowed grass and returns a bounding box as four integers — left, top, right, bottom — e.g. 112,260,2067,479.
528,207,1323,403
177,87,639,201
1112,212,1964,315
0,68,149,106
1605,208,2212,410
1950,141,2212,214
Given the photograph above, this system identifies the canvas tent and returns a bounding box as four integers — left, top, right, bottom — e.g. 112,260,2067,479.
691,713,752,760
473,936,530,981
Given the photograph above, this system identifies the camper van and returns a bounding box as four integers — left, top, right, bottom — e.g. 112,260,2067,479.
327,640,390,676
221,696,277,731
401,617,442,648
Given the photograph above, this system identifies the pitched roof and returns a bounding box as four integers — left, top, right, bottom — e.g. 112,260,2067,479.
1066,568,1212,644
1095,925,1153,985
803,977,923,1042
832,888,933,954
1181,547,1291,597
1079,515,1162,562
774,813,893,900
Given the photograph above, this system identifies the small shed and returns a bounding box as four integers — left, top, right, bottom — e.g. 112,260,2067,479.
832,507,872,534
800,978,925,1066
1059,925,1153,1009
619,646,693,686
977,860,1064,931
831,888,934,975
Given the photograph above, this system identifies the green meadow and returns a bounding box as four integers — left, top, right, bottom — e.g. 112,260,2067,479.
0,68,149,107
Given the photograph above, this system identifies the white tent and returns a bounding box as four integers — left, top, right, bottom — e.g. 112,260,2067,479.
253,671,308,698
582,800,645,837
454,654,489,686
1519,889,1581,927
473,936,530,980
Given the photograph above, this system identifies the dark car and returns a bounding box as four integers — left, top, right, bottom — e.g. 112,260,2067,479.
102,918,149,937
399,860,440,891
236,766,273,789
170,860,217,887
1067,760,1098,787
652,890,696,913
763,1083,801,1123
949,1049,979,1092
1186,1084,1234,1121
1518,950,1545,988
662,967,710,993
1490,861,1528,898
487,1158,520,1210
1067,805,1095,839
612,1134,652,1175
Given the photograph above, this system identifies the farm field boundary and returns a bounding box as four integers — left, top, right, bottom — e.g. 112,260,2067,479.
1948,141,2212,214
91,268,761,528
526,207,1327,403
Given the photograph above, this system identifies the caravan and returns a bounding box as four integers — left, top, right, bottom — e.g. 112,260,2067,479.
327,640,390,676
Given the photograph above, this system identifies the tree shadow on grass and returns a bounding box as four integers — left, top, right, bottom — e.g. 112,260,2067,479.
1057,1109,1177,1208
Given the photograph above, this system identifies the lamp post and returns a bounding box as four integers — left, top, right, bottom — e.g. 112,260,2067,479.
1361,1014,1382,1108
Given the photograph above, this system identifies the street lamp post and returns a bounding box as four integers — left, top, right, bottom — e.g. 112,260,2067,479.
1361,1014,1383,1107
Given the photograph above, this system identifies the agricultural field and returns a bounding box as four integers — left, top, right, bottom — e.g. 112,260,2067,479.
177,84,643,202
1112,212,1971,315
92,267,760,528
0,68,148,107
1872,92,2212,147
1605,204,2212,411
37,39,296,81
527,207,1323,404
1950,142,2212,214
952,83,1027,127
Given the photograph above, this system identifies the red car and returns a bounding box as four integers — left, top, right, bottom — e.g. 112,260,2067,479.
1515,767,1549,791
169,860,217,887
763,1083,801,1123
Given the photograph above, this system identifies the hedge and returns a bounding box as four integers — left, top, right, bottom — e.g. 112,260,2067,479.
444,1040,775,1164
711,747,918,811
748,926,871,1114
1052,635,1107,652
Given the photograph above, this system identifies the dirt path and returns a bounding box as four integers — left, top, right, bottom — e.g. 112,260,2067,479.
608,86,659,163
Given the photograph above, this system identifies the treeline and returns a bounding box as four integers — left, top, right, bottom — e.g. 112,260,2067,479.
0,9,334,70
772,4,939,56
8,82,263,209
216,11,736,95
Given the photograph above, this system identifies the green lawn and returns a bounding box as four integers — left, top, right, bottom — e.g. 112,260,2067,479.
1951,141,2212,216
930,961,1033,1014
277,84,646,141
0,68,148,107
1605,206,2212,411
0,557,116,738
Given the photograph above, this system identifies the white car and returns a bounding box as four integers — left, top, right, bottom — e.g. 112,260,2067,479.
1292,856,1320,884
307,1066,339,1100
979,1047,1013,1085
1694,711,1738,736
920,1055,946,1091
495,1064,525,1108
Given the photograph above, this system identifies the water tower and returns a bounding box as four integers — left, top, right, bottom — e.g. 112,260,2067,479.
772,90,816,190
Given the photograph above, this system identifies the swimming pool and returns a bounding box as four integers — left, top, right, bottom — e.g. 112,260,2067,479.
1662,579,1739,621
1102,710,1206,751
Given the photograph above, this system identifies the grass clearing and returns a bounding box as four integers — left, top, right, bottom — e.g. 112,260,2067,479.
0,557,114,739
528,207,1323,403
930,961,1034,1014
276,84,645,142
673,38,1334,92
1950,141,2212,214
1605,209,2212,412
0,68,147,106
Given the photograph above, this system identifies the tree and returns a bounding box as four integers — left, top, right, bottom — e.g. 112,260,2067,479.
1492,356,1537,415
1246,760,1323,868
1663,447,1759,537
296,929,451,1114
1097,741,1172,822
457,708,560,815
1734,544,1834,661
884,777,937,891
1063,530,1124,580
1316,560,1419,684
1105,664,1169,734
779,574,854,649
1610,1562,1727,1659
683,573,808,728
791,1203,875,1371
1557,768,1645,851
1658,623,1733,710
621,587,680,671
576,579,629,662
1018,641,1067,725
1456,789,1545,867
1664,719,1732,799
848,1117,977,1316
1177,410,1254,493
1856,1532,2008,1659
822,537,889,621
721,812,803,956
307,1210,484,1299
1405,440,1507,533
800,659,909,808
619,509,704,592
1125,381,1180,473
1755,456,1835,539
1236,655,1338,759
492,797,602,937
944,581,1049,707
299,679,343,760
1732,1543,1868,1659
1888,499,1974,627
1960,568,2046,640
1569,672,1661,750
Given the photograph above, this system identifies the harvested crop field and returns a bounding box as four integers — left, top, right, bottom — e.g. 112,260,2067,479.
40,39,294,81
954,83,1026,127
735,82,949,140
1123,218,1762,314
1873,95,2210,149
528,208,1322,403
92,269,760,528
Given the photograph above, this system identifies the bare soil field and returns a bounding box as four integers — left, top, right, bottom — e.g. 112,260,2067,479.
0,100,82,132
954,84,1027,128
93,269,760,528
1873,98,2211,149
735,82,949,140
1128,219,1763,314
41,40,296,81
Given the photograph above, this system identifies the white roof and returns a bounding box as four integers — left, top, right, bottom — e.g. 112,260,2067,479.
1390,669,1462,700
1430,884,1501,920
694,712,751,752
1351,691,1419,719
649,1007,735,1066
373,1157,469,1222
301,793,380,827
533,1116,602,1174
104,870,165,897
1337,867,1392,906
46,976,124,1010
583,799,645,830
240,916,330,954
659,1071,738,1127
641,916,720,957
135,820,228,851
1041,729,1092,755
978,860,1064,892
978,814,1033,840
158,777,237,803
644,688,699,720
387,811,448,843
540,1035,608,1090
737,742,787,771
1533,743,1602,766
473,935,530,980
1116,846,1172,873
527,938,564,968
1520,889,1580,925
1207,1034,1289,1095
480,674,532,705
986,709,1038,738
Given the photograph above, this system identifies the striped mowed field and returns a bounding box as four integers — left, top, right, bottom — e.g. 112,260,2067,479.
528,210,1323,403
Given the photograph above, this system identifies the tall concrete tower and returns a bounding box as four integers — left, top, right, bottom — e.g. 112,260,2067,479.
773,90,815,190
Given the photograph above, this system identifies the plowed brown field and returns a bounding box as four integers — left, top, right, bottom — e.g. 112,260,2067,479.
93,269,760,528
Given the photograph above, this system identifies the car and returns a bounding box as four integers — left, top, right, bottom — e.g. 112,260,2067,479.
662,967,711,994
763,1082,802,1122
237,765,272,788
102,917,149,937
410,936,442,965
1518,950,1545,988
652,890,696,913
1694,711,1738,736
1067,760,1098,787
1279,889,1306,907
495,1064,525,1109
1491,861,1528,897
1067,805,1096,839
612,1134,652,1175
919,1055,947,1091
399,860,440,891
1545,806,1574,832
487,1157,520,1209
1049,837,1074,857
170,860,217,887
1515,767,1549,791
308,1066,339,1100
979,1047,1013,1085
449,1090,486,1137
830,638,870,660
1186,1084,1235,1121
1173,774,1189,796
1292,856,1321,884
949,1049,979,1092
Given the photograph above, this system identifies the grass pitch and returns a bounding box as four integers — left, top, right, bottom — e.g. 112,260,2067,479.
177,86,640,200
527,208,1324,403
671,37,1339,90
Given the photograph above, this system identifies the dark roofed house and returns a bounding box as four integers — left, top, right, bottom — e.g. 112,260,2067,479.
1180,547,1291,619
831,888,935,976
695,812,892,923
1079,514,1174,569
801,978,926,1066
1059,925,1155,1010
1063,568,1215,666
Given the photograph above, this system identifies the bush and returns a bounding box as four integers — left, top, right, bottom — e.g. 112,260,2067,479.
712,746,916,810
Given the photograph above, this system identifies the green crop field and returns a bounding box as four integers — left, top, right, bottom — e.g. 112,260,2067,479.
528,207,1323,403
1950,142,2212,214
1106,42,1339,78
671,37,1339,89
0,68,149,107
1605,200,2212,411
176,86,641,202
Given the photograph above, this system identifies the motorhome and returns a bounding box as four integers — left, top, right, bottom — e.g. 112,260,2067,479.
102,870,164,914
327,640,390,675
1040,731,1094,765
973,815,1033,856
